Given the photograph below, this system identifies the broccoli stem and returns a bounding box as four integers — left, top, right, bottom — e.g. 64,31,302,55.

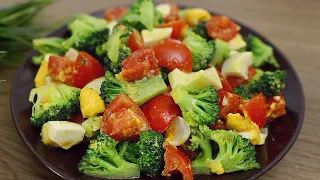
192,137,212,174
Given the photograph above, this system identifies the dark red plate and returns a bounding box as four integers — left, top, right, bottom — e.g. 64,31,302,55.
11,8,305,180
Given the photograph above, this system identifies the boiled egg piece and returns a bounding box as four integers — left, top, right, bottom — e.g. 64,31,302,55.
228,34,247,50
165,116,190,146
65,48,79,61
142,28,173,46
221,51,253,80
84,76,105,94
156,4,171,18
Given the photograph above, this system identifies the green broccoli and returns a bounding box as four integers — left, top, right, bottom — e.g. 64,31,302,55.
62,14,108,50
137,130,165,176
193,21,210,40
248,70,286,98
183,31,215,71
32,37,65,65
171,85,220,127
28,83,80,127
120,0,163,31
31,54,45,65
233,85,252,100
246,34,279,68
100,72,167,106
210,39,230,66
96,29,131,73
78,133,140,178
117,141,140,163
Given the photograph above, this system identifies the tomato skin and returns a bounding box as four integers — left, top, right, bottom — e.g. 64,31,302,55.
128,29,144,52
142,94,182,133
217,90,244,119
164,2,180,23
48,56,74,85
122,47,161,82
101,94,150,141
240,93,267,128
206,16,239,41
104,7,128,21
72,52,105,88
162,142,194,180
217,71,233,92
227,66,257,89
158,20,185,40
266,95,286,120
154,39,193,72
210,119,227,130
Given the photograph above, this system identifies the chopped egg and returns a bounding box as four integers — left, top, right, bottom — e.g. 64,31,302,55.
79,88,106,118
238,128,268,145
221,51,253,80
34,61,49,87
156,3,171,18
228,34,247,50
165,116,190,146
84,77,105,94
41,121,85,150
65,48,79,61
142,28,173,46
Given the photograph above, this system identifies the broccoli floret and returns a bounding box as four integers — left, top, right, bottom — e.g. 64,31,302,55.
120,0,163,31
78,133,140,178
209,39,230,66
117,141,140,163
33,37,65,55
171,85,219,127
32,54,45,65
193,21,210,40
233,85,252,100
62,14,108,50
28,83,80,127
246,34,279,68
100,72,167,106
183,31,215,71
74,28,109,57
96,29,131,73
248,70,286,98
137,130,165,176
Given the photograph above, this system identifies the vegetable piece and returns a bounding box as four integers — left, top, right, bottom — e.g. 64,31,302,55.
158,20,185,39
228,34,247,50
96,29,132,74
197,125,260,174
101,94,150,141
233,85,252,100
78,133,140,178
183,8,211,26
48,56,74,84
62,14,108,50
182,31,215,71
210,39,230,66
240,93,267,128
226,113,261,145
84,77,105,94
142,94,181,133
79,88,105,118
28,83,80,127
137,130,165,176
266,95,286,120
245,34,279,68
41,121,85,149
117,141,140,164
154,38,193,72
218,91,244,119
104,7,128,21
192,21,210,40
171,85,220,127
100,72,167,106
248,70,286,98
141,28,173,46
206,16,239,42
81,116,102,137
163,2,180,22
120,0,164,31
227,66,257,89
32,37,65,55
162,142,194,180
128,29,144,52
121,47,160,82
217,71,233,92
168,67,222,90
34,61,49,87
221,51,253,80
165,116,191,146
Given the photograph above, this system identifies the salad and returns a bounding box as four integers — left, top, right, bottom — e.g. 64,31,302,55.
28,0,287,179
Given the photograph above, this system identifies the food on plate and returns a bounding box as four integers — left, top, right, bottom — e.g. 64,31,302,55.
29,0,287,179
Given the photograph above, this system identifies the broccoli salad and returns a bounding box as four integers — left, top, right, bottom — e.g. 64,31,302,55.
29,0,287,179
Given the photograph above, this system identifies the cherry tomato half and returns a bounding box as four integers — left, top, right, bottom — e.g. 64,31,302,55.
104,7,128,21
128,29,144,52
206,16,239,41
48,55,74,85
227,66,257,89
266,95,286,120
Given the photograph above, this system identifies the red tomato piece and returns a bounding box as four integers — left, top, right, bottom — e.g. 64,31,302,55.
154,39,193,72
240,93,267,128
158,20,185,40
217,91,244,119
121,47,160,82
226,66,257,89
217,71,233,92
206,16,239,41
266,95,286,120
162,142,194,180
210,119,227,130
104,7,128,21
48,55,74,85
128,29,144,52
72,52,105,88
142,94,182,133
164,2,180,23
101,94,150,141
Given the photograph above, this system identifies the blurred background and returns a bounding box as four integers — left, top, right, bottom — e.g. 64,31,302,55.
0,0,319,180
